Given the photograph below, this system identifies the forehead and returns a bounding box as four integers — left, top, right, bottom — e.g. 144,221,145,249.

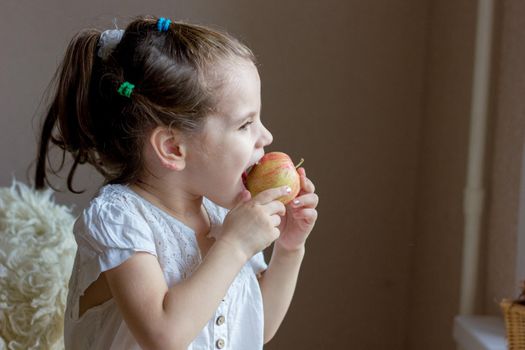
211,61,261,122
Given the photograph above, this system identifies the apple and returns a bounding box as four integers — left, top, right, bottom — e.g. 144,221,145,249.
243,152,304,204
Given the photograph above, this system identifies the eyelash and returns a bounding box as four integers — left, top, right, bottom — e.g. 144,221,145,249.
239,121,253,130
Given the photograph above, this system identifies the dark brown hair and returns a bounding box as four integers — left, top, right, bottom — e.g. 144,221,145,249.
34,15,256,193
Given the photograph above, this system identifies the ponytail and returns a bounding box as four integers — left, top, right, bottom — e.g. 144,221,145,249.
34,16,257,194
34,29,100,193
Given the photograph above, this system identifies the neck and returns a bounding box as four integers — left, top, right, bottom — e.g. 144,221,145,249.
130,178,206,228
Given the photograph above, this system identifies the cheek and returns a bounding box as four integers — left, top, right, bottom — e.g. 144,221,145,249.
200,133,252,175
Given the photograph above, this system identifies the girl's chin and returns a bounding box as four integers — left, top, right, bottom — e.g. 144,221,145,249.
208,178,249,210
233,179,251,203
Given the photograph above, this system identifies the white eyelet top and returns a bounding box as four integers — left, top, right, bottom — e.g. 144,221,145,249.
64,184,267,350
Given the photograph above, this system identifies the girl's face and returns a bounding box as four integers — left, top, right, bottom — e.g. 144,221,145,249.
185,61,273,209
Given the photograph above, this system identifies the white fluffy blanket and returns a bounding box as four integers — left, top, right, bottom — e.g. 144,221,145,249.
0,180,75,350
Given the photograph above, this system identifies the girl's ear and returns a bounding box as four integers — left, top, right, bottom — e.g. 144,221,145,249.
149,126,187,171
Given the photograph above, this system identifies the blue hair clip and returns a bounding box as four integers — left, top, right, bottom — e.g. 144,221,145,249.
157,17,171,32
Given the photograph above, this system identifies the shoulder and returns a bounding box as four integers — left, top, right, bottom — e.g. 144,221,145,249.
78,184,143,228
74,184,155,250
84,183,141,216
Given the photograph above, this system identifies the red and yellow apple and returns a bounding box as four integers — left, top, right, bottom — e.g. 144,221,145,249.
243,152,304,204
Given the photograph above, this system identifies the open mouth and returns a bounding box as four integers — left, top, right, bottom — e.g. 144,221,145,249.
242,171,248,188
241,164,257,189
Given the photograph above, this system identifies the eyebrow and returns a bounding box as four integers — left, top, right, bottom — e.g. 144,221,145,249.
235,111,258,123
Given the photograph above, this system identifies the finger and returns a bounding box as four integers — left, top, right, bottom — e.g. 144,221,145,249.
263,200,286,217
270,214,282,227
272,227,281,239
297,168,315,194
233,189,252,209
290,193,319,209
253,185,291,205
305,177,315,193
292,208,318,223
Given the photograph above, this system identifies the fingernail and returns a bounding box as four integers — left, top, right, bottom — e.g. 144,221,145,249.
293,199,300,206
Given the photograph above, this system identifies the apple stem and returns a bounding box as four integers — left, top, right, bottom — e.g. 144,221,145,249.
295,158,305,169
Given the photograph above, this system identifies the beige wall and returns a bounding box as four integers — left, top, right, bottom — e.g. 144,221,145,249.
407,1,477,349
409,1,525,349
485,0,525,315
3,0,521,349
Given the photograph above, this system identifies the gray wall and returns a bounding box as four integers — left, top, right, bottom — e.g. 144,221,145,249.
4,1,521,349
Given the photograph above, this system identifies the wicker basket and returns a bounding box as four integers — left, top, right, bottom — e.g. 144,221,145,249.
501,298,525,349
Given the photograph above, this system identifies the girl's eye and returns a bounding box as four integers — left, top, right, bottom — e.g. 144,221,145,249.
239,121,253,130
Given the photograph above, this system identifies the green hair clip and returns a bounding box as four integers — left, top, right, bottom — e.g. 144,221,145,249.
117,81,135,98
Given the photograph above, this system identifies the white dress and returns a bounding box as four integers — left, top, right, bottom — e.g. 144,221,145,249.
64,184,267,350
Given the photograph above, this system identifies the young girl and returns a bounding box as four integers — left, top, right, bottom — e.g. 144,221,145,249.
34,15,318,350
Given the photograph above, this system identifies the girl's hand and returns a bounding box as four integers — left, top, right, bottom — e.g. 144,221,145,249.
220,186,288,260
276,168,318,251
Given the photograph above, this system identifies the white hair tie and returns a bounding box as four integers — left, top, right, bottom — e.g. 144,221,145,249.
97,29,124,60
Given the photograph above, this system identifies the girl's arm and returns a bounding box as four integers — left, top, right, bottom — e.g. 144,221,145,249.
259,167,317,343
104,186,289,350
104,239,246,350
258,242,305,344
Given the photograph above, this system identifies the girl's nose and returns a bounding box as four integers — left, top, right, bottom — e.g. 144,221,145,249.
259,124,273,148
